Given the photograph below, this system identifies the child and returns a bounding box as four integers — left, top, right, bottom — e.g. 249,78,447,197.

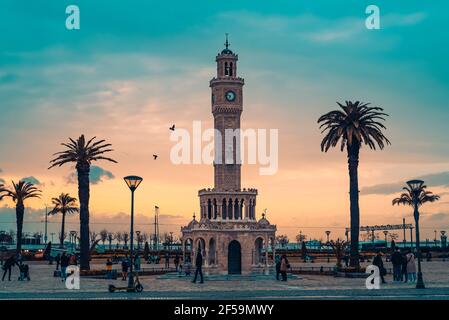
18,263,30,281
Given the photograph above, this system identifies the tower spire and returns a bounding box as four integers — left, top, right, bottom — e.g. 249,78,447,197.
225,33,230,50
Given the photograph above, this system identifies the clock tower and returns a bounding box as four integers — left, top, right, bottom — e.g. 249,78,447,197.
181,36,276,275
210,35,244,191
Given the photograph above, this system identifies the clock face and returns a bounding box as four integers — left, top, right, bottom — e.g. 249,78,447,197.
225,90,236,102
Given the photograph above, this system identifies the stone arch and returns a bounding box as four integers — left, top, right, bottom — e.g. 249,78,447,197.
183,238,193,263
213,198,218,219
228,240,242,274
208,238,216,266
228,198,233,219
207,199,212,219
234,198,239,219
222,198,227,220
254,237,265,265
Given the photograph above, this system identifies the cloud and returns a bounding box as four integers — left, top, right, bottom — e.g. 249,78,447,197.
67,166,115,185
422,212,449,223
361,171,449,195
20,176,43,186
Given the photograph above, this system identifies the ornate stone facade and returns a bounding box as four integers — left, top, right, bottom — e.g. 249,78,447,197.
181,38,276,274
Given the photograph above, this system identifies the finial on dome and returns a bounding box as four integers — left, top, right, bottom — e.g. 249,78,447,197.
221,33,233,54
193,212,196,220
262,208,267,219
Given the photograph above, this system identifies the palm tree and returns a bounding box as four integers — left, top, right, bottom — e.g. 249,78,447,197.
0,181,41,252
49,134,117,270
318,101,390,268
48,193,79,248
392,182,439,288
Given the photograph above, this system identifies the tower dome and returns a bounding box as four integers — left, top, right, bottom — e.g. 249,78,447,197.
258,212,270,226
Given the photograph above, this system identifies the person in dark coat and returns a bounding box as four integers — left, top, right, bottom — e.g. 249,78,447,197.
391,247,403,281
275,255,281,281
401,253,408,283
55,253,61,270
372,251,386,284
192,250,204,284
60,252,70,281
2,255,18,281
174,253,180,272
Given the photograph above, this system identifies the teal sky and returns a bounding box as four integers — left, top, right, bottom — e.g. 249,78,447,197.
0,0,448,240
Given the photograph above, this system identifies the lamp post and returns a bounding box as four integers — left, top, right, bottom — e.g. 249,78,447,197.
383,231,388,246
70,231,77,253
325,231,331,263
44,204,48,244
410,226,414,251
434,230,437,247
136,231,141,252
441,231,447,250
407,179,425,289
124,175,143,289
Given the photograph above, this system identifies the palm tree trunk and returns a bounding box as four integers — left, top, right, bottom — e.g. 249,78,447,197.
16,203,24,253
77,163,91,270
347,142,361,268
60,212,66,248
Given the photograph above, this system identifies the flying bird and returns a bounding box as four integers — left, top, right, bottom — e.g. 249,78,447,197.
153,155,158,160
169,124,175,131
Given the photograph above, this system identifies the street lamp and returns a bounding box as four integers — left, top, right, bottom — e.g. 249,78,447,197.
407,179,425,289
136,231,141,252
383,231,388,246
325,231,331,263
124,175,143,290
434,230,437,247
70,231,77,253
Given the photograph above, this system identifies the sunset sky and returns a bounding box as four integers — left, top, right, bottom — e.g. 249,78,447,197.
0,0,448,242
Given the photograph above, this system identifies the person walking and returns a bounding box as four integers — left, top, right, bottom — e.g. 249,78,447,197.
372,251,386,284
121,255,129,281
18,262,30,281
280,255,289,281
406,251,417,283
106,258,113,279
391,247,403,282
60,252,70,281
192,250,204,284
401,253,408,283
55,253,61,271
2,255,18,281
174,253,180,272
164,252,170,269
275,255,281,281
184,256,192,276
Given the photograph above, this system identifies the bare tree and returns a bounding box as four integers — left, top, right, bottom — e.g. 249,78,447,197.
123,232,129,248
115,232,123,249
99,229,108,245
107,232,116,250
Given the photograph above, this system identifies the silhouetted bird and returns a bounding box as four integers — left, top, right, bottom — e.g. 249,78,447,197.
169,125,175,131
153,155,158,160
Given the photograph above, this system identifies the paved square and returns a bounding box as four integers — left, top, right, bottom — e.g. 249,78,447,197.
1,259,449,299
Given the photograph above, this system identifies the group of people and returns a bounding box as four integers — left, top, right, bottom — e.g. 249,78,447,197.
373,247,417,284
1,254,30,281
275,254,290,281
390,248,417,283
54,252,78,281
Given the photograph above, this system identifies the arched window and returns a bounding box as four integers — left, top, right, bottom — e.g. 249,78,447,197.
207,199,212,220
222,198,227,220
229,62,233,76
224,62,229,76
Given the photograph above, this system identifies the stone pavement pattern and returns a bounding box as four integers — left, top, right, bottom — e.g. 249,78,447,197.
1,260,449,299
